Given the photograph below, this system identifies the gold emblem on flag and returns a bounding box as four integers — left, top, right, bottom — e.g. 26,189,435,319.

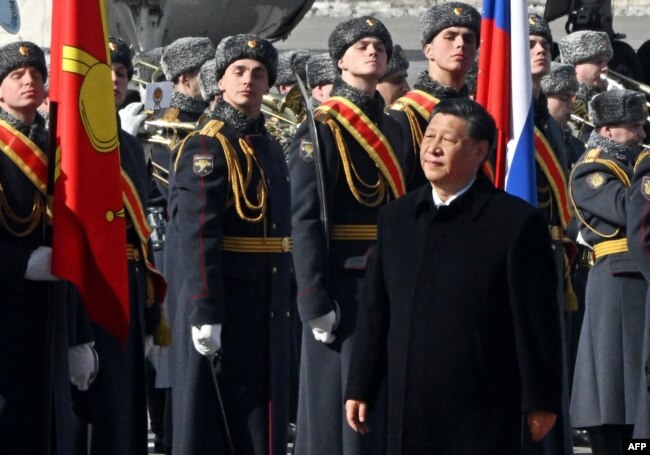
643,176,650,201
247,39,257,48
18,45,29,56
366,18,375,26
587,172,605,189
453,7,463,15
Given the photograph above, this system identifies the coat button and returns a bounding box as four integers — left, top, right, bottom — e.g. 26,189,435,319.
286,311,290,317
286,176,290,182
272,223,277,230
272,266,278,274
271,311,274,318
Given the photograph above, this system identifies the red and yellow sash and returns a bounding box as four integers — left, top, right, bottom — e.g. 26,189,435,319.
317,96,406,197
393,90,440,121
0,120,48,194
534,127,570,229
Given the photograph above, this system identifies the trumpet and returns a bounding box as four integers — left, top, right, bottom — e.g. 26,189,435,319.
262,86,307,157
137,115,201,146
602,69,650,97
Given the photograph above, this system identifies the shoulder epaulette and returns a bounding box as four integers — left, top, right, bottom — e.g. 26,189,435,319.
582,148,602,162
162,107,180,122
576,147,630,187
634,150,650,172
199,119,225,138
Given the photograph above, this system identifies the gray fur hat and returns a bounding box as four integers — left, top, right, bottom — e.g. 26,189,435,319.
589,89,648,127
328,16,393,71
541,62,579,96
306,53,336,89
528,14,553,44
215,34,278,86
133,47,165,84
108,36,133,80
559,31,613,65
198,58,219,102
419,2,481,48
381,44,409,81
276,49,310,87
161,37,214,81
0,41,47,84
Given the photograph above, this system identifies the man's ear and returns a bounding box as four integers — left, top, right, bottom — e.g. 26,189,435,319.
338,57,346,72
476,140,489,163
217,78,225,91
423,42,435,61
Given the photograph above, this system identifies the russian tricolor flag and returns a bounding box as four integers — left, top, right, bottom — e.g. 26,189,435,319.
476,0,536,205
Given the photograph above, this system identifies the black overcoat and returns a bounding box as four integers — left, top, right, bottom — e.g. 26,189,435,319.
346,174,563,455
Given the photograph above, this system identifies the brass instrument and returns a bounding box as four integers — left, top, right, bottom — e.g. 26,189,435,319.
262,85,307,157
601,70,650,123
137,113,201,146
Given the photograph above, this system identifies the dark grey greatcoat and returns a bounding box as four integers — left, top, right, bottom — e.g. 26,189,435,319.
74,128,160,455
626,149,650,438
0,109,82,455
289,79,404,455
345,174,563,455
569,132,647,428
165,100,292,455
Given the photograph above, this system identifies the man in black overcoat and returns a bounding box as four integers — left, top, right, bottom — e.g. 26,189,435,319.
345,98,563,455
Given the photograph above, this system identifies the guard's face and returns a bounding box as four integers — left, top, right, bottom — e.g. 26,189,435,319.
575,55,609,90
219,58,270,117
111,62,129,107
424,27,477,76
183,67,203,100
0,65,45,114
420,113,487,194
603,120,647,147
338,37,388,79
529,36,551,77
547,92,577,126
377,71,410,106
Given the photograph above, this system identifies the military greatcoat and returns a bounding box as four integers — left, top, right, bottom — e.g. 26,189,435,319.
569,131,647,428
165,100,292,455
289,79,404,455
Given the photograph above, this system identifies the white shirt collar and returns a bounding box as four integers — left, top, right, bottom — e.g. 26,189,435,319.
431,176,477,208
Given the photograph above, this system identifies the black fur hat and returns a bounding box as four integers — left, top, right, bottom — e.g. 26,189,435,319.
133,47,165,84
161,37,214,81
215,34,278,86
276,49,311,87
541,62,579,96
328,16,393,71
559,31,613,65
0,41,47,84
307,53,337,89
589,89,648,127
381,44,409,81
528,14,553,44
199,58,219,102
108,36,133,80
419,2,481,48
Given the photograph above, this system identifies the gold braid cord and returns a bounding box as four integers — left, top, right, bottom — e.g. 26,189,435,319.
216,134,267,223
324,118,386,207
404,106,424,153
0,181,44,237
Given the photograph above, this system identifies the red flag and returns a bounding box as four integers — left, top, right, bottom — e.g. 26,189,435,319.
50,0,129,342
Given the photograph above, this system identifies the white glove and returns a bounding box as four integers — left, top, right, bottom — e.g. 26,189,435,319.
144,335,154,358
308,308,339,344
25,246,59,281
191,324,222,357
68,342,99,391
119,101,147,136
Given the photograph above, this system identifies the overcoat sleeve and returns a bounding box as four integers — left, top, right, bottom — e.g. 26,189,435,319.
628,150,650,272
173,134,228,326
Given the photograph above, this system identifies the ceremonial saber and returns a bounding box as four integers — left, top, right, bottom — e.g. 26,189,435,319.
206,354,235,455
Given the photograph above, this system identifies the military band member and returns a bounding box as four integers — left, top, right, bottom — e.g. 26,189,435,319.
73,36,167,455
288,16,404,455
164,34,292,455
198,58,220,112
377,44,410,106
388,2,480,190
528,15,573,455
559,30,613,142
306,52,336,107
569,89,648,455
275,49,311,95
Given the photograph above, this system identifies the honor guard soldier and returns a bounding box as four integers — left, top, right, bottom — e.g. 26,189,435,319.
388,2,480,190
306,52,336,108
559,30,613,142
527,14,574,455
288,16,404,455
0,40,92,455
73,36,167,455
165,34,292,455
569,89,648,455
627,142,650,440
377,44,410,106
